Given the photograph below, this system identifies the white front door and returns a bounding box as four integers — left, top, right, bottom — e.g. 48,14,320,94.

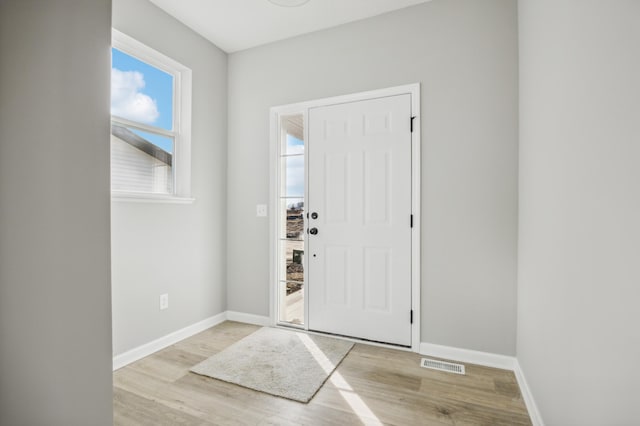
307,94,413,346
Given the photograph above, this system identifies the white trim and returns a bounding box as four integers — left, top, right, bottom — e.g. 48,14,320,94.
112,311,543,426
112,29,188,77
111,29,192,199
300,327,414,353
419,343,545,423
226,311,272,327
173,63,192,198
112,312,226,371
111,191,195,204
409,85,421,353
419,342,516,371
302,111,310,329
269,111,278,328
417,343,544,424
514,359,545,426
269,83,421,351
270,83,421,112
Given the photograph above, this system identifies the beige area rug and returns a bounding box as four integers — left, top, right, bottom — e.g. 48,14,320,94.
190,327,354,403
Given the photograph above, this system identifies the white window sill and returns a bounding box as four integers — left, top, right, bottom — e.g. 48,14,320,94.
111,191,195,204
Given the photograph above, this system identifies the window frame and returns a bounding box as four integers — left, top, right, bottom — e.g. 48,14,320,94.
111,29,193,202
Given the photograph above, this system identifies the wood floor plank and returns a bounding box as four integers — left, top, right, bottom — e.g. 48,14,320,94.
113,321,531,425
113,387,215,426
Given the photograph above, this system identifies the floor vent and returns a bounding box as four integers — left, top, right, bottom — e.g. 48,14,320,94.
420,358,465,375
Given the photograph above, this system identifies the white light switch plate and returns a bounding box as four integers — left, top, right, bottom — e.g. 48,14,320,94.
256,204,268,217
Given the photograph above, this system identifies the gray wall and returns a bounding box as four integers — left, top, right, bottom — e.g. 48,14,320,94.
0,1,113,425
111,0,228,355
517,0,640,424
227,0,519,355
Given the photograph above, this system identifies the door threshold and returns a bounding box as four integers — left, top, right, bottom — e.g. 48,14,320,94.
275,321,304,330
274,323,414,352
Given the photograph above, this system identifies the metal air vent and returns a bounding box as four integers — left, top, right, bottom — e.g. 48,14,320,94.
420,358,465,375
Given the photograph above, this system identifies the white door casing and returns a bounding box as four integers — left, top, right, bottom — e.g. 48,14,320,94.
307,94,413,346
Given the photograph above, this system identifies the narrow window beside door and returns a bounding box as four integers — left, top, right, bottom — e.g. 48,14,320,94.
277,114,305,326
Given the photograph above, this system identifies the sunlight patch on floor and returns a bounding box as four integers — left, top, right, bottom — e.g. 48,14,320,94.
330,371,383,426
298,333,335,374
298,334,383,426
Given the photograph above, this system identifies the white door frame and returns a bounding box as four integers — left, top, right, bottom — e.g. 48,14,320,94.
269,83,421,352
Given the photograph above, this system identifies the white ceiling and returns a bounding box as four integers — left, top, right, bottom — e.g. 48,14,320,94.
148,0,431,53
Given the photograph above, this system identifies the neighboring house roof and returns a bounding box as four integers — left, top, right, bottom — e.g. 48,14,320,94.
111,124,172,166
281,115,303,141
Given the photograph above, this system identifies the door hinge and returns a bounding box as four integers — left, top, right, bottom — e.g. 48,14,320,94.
410,214,413,228
410,310,414,324
410,116,416,133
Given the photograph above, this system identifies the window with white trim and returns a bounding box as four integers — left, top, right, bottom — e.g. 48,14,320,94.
111,30,192,199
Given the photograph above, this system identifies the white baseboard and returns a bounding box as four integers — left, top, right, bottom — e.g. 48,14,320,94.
419,342,544,426
514,359,545,426
226,311,272,326
112,312,227,371
419,342,516,371
112,312,543,425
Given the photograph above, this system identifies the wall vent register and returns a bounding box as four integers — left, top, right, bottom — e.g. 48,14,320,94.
420,358,466,375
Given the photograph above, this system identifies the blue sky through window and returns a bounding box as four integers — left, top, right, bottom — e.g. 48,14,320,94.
111,48,173,153
285,134,304,196
286,134,304,155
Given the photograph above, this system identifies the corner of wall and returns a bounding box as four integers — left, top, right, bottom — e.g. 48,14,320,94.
513,360,545,426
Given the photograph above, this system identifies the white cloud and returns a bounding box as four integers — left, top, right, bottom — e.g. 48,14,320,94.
285,155,305,196
111,68,159,124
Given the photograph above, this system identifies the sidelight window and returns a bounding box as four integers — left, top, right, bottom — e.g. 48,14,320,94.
277,114,305,326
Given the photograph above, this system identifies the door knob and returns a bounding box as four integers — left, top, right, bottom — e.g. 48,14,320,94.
309,227,318,235
311,212,318,219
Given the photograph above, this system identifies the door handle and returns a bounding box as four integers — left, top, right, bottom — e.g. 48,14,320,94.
311,212,318,219
309,227,318,235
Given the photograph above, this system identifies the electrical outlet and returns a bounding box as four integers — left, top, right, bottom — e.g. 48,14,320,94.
159,293,169,310
256,204,268,217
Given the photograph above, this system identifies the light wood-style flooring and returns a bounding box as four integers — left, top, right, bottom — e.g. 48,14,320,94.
113,321,531,425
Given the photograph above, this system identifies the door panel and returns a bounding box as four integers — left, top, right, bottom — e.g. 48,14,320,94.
307,94,412,346
324,153,350,224
364,151,390,225
324,246,350,307
364,247,391,312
